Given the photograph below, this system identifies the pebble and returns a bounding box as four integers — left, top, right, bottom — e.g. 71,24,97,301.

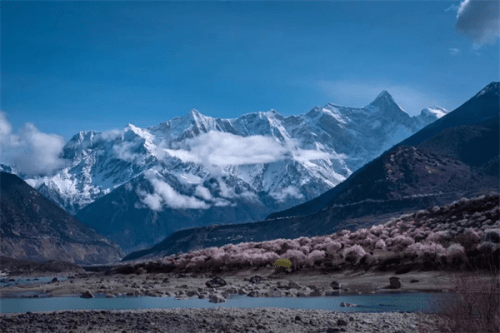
0,308,444,333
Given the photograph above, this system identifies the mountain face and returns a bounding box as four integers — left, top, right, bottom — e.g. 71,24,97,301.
123,82,499,261
13,92,443,253
0,172,123,264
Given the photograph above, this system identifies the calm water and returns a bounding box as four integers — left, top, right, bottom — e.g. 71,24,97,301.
0,292,461,314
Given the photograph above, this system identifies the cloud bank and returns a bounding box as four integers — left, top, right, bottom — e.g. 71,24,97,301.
0,111,67,176
164,131,331,172
456,0,500,48
138,170,209,211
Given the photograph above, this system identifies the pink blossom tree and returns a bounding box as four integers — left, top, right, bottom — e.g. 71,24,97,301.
306,250,326,267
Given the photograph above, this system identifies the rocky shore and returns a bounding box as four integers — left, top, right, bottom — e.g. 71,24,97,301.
0,307,445,333
0,266,462,300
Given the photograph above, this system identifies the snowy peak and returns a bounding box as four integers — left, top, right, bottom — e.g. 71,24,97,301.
368,90,398,109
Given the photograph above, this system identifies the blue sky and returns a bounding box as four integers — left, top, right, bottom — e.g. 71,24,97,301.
1,1,499,140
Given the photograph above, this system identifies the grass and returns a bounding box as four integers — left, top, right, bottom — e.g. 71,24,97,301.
417,264,500,333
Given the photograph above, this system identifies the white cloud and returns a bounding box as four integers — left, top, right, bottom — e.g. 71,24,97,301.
163,131,332,173
137,170,209,211
456,0,500,48
0,111,67,176
449,48,461,56
315,79,449,117
271,186,305,203
195,185,213,201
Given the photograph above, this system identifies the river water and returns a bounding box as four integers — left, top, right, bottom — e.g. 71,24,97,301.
0,292,461,314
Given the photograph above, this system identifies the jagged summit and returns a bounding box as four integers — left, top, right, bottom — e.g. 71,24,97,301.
369,90,397,107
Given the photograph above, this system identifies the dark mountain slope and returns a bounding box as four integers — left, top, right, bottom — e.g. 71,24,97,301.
0,172,123,264
268,82,499,220
124,82,499,261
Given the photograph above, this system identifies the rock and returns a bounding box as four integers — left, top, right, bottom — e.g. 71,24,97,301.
307,284,318,290
390,276,402,289
205,276,227,288
269,288,282,297
297,292,308,297
295,315,302,321
186,290,200,297
179,284,189,288
50,277,58,283
337,319,348,326
80,291,94,298
208,294,226,303
105,294,115,298
174,295,189,300
330,281,341,289
249,275,262,284
256,324,266,330
198,294,205,299
288,280,301,289
225,287,238,294
310,290,324,296
410,279,419,283
326,328,342,333
238,288,248,295
247,291,261,297
162,278,170,283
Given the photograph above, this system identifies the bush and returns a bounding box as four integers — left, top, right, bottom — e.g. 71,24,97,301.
431,271,500,333
405,242,446,261
446,243,467,267
325,241,342,254
375,239,386,250
342,244,367,264
306,250,326,267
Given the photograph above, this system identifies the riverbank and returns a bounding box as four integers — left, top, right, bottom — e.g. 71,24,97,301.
0,266,464,299
0,307,445,333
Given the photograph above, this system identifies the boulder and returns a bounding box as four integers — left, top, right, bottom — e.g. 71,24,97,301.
269,288,282,297
80,291,94,299
186,290,200,297
205,276,227,288
238,288,248,295
410,279,419,283
225,287,238,294
288,280,301,289
208,294,226,303
249,275,262,284
390,276,402,289
337,319,348,326
310,290,325,296
247,291,261,297
330,281,342,290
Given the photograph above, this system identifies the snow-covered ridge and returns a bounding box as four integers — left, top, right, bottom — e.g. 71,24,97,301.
15,91,444,215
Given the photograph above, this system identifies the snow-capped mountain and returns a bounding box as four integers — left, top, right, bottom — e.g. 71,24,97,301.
21,91,443,215
9,91,446,251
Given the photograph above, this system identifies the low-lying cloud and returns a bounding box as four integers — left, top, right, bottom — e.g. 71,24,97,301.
137,170,209,211
456,0,500,48
163,131,331,172
0,111,67,176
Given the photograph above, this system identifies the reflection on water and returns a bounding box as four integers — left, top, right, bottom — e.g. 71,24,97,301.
0,292,462,314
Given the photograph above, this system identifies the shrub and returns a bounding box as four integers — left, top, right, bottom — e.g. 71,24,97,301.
405,242,446,260
299,245,311,255
446,243,467,266
282,249,307,269
431,271,500,333
261,239,285,253
306,250,326,267
342,244,367,264
280,239,301,253
325,241,342,254
298,237,312,246
426,231,447,243
375,239,386,250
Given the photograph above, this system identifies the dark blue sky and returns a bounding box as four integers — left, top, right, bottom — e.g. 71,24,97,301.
1,1,498,139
